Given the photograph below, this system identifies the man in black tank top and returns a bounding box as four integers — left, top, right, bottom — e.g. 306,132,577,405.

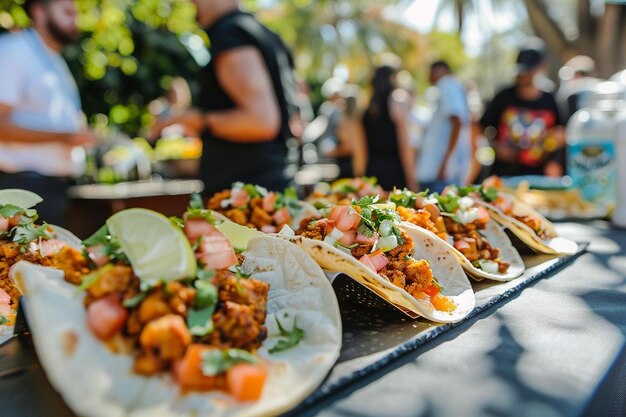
154,0,299,195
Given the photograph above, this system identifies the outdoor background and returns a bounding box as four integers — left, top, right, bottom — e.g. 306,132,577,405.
1,0,625,136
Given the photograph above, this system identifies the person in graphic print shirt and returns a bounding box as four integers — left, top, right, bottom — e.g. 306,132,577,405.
480,46,565,177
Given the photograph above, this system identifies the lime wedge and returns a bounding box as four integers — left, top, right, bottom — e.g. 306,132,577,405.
215,219,263,250
0,189,43,208
106,209,196,285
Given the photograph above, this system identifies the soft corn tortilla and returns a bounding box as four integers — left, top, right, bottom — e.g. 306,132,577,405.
283,223,475,323
476,194,578,255
407,219,525,282
13,235,341,417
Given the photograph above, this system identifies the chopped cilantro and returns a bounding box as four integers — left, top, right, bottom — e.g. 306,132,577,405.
436,194,460,214
82,225,129,265
269,315,305,354
189,192,205,210
12,223,51,244
352,195,379,207
184,208,214,223
0,204,25,219
480,186,499,202
196,268,215,281
187,279,219,336
389,188,427,208
201,348,257,376
82,225,109,247
122,292,147,308
0,316,9,325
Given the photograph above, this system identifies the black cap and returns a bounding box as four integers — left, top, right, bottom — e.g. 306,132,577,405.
516,47,545,73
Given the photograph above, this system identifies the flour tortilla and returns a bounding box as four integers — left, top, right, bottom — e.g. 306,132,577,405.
476,194,578,255
404,219,525,282
13,235,342,417
283,224,475,323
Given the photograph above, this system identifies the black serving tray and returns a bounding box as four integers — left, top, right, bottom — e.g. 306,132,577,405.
0,243,588,417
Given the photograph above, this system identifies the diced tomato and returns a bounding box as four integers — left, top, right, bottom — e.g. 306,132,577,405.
476,206,490,223
328,205,350,222
8,215,21,228
262,192,277,212
197,234,237,270
87,294,128,340
0,216,8,232
184,218,216,243
173,345,219,391
422,284,440,297
413,195,426,209
0,288,10,304
87,244,110,268
39,239,67,257
335,212,361,232
483,175,503,189
261,225,277,233
231,188,249,207
423,204,441,221
368,249,389,272
431,293,456,312
272,207,291,226
338,229,357,246
226,363,267,402
356,233,378,245
358,254,376,272
453,240,470,251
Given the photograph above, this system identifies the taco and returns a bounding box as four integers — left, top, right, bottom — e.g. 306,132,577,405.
0,189,88,331
388,188,524,282
472,177,578,255
13,206,341,417
307,177,386,209
284,196,475,323
207,183,319,233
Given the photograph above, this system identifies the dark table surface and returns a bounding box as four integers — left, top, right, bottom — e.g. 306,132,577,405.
301,221,626,417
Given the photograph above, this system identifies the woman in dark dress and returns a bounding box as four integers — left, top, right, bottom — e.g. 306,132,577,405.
362,65,417,191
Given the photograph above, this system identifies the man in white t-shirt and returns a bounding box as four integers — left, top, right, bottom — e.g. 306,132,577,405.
415,61,471,192
0,0,96,225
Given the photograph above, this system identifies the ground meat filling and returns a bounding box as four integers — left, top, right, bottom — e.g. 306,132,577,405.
513,214,554,240
0,241,89,308
84,265,269,376
396,206,448,241
298,223,434,296
377,230,434,293
208,189,282,230
443,217,510,273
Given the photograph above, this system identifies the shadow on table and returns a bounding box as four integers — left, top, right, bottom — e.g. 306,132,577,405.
286,257,583,417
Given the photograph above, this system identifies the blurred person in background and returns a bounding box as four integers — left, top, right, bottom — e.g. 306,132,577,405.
415,61,471,192
362,64,417,191
153,0,300,195
480,46,565,178
322,85,367,178
0,0,97,225
556,55,601,122
302,77,345,152
149,77,195,139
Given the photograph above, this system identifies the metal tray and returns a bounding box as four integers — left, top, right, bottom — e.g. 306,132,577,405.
0,243,588,417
